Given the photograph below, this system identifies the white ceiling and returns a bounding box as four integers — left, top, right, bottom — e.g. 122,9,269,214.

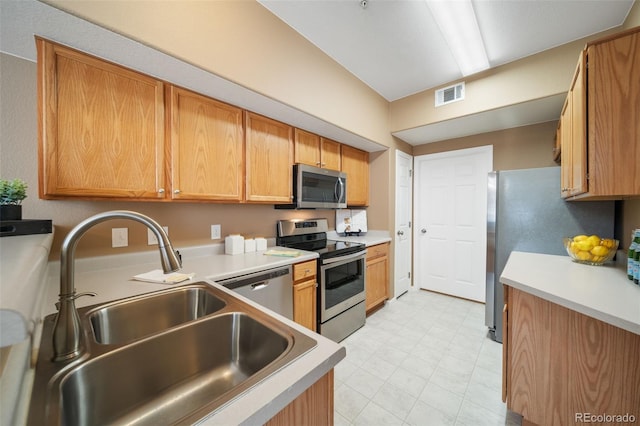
259,0,634,145
259,0,635,102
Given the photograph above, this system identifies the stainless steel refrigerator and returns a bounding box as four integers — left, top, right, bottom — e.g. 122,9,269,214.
485,167,615,342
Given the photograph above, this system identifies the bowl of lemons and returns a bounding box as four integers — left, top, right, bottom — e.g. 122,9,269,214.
564,235,618,265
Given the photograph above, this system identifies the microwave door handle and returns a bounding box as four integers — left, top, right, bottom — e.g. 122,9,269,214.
335,177,345,202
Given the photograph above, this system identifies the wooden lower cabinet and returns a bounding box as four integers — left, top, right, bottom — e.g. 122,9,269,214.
503,286,640,425
365,243,389,313
292,260,317,332
266,370,334,426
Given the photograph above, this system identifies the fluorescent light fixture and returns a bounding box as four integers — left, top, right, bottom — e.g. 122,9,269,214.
427,0,490,76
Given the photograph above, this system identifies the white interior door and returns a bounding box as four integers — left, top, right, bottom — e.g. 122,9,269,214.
414,146,492,302
394,150,413,298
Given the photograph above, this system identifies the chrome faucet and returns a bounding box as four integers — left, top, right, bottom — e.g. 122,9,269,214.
52,210,182,362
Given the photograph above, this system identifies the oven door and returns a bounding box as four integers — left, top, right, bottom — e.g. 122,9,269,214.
319,251,366,322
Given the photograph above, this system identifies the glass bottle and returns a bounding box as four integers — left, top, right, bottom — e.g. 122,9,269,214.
631,230,640,283
628,232,637,280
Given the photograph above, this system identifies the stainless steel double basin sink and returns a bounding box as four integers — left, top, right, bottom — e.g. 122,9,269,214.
28,282,317,425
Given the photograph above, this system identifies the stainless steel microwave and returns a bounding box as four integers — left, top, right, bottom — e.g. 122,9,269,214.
291,164,347,209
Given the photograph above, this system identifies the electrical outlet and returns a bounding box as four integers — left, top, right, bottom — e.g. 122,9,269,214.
211,224,221,240
112,228,128,248
147,226,169,245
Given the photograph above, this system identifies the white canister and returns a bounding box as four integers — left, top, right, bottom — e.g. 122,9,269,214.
255,237,267,251
244,238,256,253
225,235,244,255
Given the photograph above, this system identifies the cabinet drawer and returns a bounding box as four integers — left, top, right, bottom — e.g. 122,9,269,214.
366,243,389,261
293,260,317,282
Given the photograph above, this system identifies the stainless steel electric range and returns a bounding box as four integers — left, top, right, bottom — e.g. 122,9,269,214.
277,218,367,342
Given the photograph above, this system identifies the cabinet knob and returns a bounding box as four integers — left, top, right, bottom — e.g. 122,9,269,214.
397,230,404,236
421,228,427,234
174,189,181,194
158,188,165,194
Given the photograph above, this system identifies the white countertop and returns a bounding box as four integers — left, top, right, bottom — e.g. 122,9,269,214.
500,251,640,335
327,230,392,247
26,242,344,425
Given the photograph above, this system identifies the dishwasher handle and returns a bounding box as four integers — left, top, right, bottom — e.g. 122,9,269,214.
250,281,269,291
216,267,290,291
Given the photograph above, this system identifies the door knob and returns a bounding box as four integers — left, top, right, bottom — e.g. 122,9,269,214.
421,228,427,234
397,230,404,236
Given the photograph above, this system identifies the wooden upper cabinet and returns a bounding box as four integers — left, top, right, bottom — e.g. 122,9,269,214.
341,145,369,206
294,129,341,170
561,27,640,200
37,38,166,200
560,52,587,199
570,56,587,197
320,137,341,170
168,86,244,201
245,112,294,203
585,27,640,198
294,128,321,167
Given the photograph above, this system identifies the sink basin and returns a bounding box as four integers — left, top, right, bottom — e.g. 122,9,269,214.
63,313,290,425
28,282,317,425
89,285,226,344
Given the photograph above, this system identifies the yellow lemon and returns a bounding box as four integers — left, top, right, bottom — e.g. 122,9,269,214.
573,235,588,242
570,242,581,254
587,235,602,247
575,240,593,252
590,245,609,257
576,251,592,261
602,238,616,249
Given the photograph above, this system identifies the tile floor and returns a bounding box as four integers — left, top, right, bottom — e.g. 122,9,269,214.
333,289,523,426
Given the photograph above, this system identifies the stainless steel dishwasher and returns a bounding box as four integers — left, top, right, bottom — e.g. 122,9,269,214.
215,266,293,320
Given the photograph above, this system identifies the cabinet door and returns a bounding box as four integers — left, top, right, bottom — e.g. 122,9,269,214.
245,113,294,203
320,138,341,170
293,279,317,332
587,29,640,197
569,52,587,197
341,145,369,206
365,253,388,312
293,260,317,282
37,38,165,199
560,99,572,198
294,128,321,167
559,52,587,199
168,86,243,201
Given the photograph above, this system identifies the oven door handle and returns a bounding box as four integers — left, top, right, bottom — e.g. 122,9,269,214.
322,250,366,264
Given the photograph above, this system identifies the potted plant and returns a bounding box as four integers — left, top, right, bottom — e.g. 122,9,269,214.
0,178,28,220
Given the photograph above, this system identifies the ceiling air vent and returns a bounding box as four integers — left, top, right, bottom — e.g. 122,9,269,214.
435,82,465,107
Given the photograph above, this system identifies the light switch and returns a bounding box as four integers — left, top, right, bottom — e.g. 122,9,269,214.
112,228,128,248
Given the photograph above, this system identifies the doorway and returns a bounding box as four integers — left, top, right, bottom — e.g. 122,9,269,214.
394,150,413,298
413,146,492,302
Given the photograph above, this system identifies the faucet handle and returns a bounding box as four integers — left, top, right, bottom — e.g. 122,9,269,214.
55,292,97,310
